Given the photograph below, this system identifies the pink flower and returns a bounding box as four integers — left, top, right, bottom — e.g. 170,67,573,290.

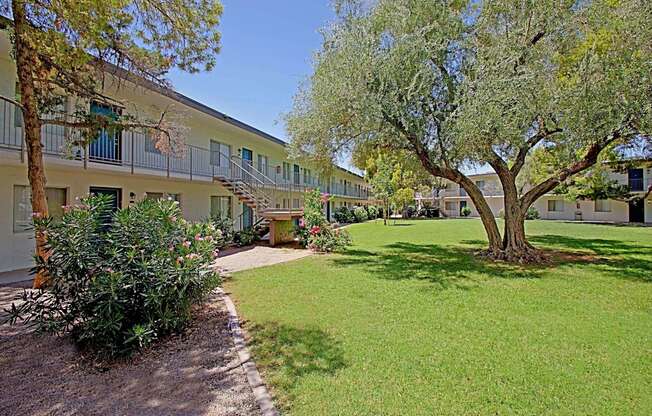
106,267,114,273
176,256,184,264
321,193,330,203
212,250,220,258
310,226,321,235
194,233,204,241
182,240,191,248
169,216,177,222
205,235,214,242
185,253,199,260
31,212,43,218
299,218,305,228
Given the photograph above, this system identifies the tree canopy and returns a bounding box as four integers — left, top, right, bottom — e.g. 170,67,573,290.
286,0,652,262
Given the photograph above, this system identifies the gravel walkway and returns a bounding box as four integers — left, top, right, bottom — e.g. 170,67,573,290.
0,288,260,416
215,245,312,275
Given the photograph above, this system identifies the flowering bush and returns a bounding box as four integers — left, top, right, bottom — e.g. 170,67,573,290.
6,195,220,357
295,189,351,252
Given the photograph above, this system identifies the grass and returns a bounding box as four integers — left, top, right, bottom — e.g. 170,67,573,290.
225,219,652,415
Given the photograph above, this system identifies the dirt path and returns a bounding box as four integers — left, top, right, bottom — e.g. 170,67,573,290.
0,289,260,416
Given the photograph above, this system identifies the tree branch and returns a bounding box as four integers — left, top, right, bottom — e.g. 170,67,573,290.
519,129,627,209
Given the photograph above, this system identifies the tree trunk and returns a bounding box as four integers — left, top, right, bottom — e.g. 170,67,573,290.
457,177,503,254
489,160,545,263
13,0,50,288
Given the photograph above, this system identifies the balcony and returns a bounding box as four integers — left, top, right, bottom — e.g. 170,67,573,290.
0,98,370,200
442,187,504,198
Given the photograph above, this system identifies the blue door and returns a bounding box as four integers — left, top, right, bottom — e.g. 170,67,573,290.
241,147,253,172
89,102,121,163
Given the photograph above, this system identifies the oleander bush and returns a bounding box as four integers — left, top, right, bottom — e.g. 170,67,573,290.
6,195,221,357
353,206,369,222
461,206,472,217
296,189,351,252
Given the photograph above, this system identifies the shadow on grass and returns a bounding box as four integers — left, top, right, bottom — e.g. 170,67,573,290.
462,235,652,283
246,322,346,410
334,242,543,290
528,235,652,282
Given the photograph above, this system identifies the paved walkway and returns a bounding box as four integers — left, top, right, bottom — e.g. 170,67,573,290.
215,245,312,275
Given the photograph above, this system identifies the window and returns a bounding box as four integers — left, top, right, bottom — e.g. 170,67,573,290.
145,192,164,200
293,198,301,209
282,198,289,209
257,154,269,176
282,162,291,181
210,196,232,218
595,199,611,212
547,199,564,212
13,185,67,233
445,201,457,211
475,180,485,189
210,140,231,167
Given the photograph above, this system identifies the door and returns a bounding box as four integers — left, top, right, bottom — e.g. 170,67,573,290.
629,199,644,223
242,203,253,229
89,187,122,225
241,147,253,172
89,102,121,163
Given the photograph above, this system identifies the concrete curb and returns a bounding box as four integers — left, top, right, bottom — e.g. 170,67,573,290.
217,288,279,416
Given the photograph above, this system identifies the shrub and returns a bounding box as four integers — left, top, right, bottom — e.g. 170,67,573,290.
405,205,417,218
333,206,354,224
233,227,259,247
296,190,352,252
353,206,368,222
498,209,505,219
307,226,352,252
525,207,540,220
210,215,234,248
367,205,378,219
461,206,472,217
6,195,220,357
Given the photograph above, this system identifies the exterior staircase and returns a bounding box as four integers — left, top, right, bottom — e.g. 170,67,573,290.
212,153,293,232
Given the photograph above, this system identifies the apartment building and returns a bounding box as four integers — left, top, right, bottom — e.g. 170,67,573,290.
0,33,371,272
440,165,652,223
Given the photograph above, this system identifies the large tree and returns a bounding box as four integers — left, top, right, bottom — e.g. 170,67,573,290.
1,0,222,287
286,0,651,262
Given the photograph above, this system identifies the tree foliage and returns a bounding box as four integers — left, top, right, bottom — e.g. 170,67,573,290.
286,0,652,262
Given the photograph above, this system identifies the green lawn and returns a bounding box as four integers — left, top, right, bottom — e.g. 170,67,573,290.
225,219,652,415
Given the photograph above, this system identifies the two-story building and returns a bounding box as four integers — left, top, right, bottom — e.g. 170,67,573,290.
439,164,652,223
0,32,371,273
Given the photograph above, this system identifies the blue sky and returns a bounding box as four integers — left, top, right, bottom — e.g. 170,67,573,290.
168,0,334,143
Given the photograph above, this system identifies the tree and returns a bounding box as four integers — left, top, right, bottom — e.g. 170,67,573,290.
286,0,652,262
1,0,223,287
366,155,393,225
